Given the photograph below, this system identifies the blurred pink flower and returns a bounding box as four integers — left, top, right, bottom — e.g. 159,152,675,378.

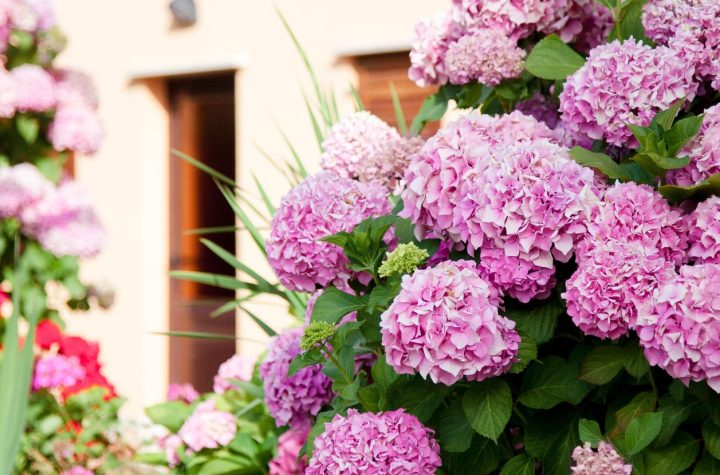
213,354,254,394
178,399,237,452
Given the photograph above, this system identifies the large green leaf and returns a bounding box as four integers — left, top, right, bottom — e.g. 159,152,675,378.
463,379,512,442
608,392,656,438
624,412,663,455
409,85,460,135
702,419,720,460
580,346,626,385
500,454,535,475
659,173,720,202
694,454,720,475
569,147,629,180
505,297,563,344
644,431,699,475
578,418,602,446
437,399,473,453
446,436,501,475
518,356,591,409
525,35,585,80
310,287,366,324
145,401,193,432
389,378,450,423
525,411,579,475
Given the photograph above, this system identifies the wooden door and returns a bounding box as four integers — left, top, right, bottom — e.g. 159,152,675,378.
168,74,237,392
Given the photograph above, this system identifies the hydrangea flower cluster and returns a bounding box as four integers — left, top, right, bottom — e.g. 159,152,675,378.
266,171,391,292
306,409,441,475
579,182,688,266
478,242,556,303
259,327,334,427
563,239,676,340
320,111,423,190
0,162,52,218
11,64,56,112
167,383,199,404
60,468,93,475
642,0,720,90
687,196,720,264
571,442,633,474
559,39,697,147
178,399,237,452
381,260,519,385
409,0,612,87
666,104,720,186
269,424,309,475
31,354,85,391
213,354,254,394
636,263,720,391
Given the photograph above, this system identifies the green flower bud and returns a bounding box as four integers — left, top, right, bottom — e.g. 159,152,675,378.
378,242,429,278
300,321,336,351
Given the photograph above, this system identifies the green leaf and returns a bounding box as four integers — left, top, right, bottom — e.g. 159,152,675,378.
500,454,535,475
655,399,698,446
580,346,626,385
569,146,629,180
169,270,262,292
702,419,720,460
609,0,649,43
389,378,450,423
437,399,473,453
624,344,650,378
388,82,407,135
300,410,334,460
510,334,538,373
525,410,579,475
518,356,591,409
198,457,253,475
666,114,704,156
505,297,563,344
370,357,398,398
16,115,39,144
525,35,585,80
288,348,324,376
311,287,366,324
694,454,720,475
608,392,656,438
631,151,690,173
463,379,512,442
145,401,193,432
659,173,720,202
446,436,501,475
238,305,278,337
625,412,663,455
409,84,460,135
578,419,603,446
644,431,699,475
651,100,684,131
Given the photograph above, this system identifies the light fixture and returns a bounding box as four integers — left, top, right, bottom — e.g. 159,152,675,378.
170,0,197,26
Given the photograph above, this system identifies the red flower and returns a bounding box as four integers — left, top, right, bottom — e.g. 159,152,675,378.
36,320,62,350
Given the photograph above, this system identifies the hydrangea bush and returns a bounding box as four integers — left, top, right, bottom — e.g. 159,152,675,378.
158,0,720,473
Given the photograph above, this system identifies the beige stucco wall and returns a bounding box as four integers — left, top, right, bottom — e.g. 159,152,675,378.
53,0,445,414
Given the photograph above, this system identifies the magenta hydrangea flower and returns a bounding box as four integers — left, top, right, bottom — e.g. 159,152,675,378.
53,69,99,110
21,180,106,258
320,112,420,190
688,196,720,264
32,354,85,390
178,399,237,452
380,260,518,385
167,383,199,404
643,0,720,88
269,424,309,475
636,263,720,391
559,39,697,147
452,0,546,40
515,93,560,129
479,242,557,303
572,441,633,474
11,64,56,112
580,182,688,266
0,163,53,219
260,327,334,428
213,354,254,394
563,240,676,340
462,140,600,266
60,468,93,475
666,104,720,186
49,106,104,156
266,171,391,292
400,111,561,246
306,409,441,475
445,29,525,86
408,10,464,87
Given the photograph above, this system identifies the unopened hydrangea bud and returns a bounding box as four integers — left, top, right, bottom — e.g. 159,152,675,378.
300,322,335,351
378,242,429,278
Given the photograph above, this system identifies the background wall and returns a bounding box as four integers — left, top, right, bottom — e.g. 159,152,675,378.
53,0,445,414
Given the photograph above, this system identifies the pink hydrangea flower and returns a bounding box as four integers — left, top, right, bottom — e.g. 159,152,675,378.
158,433,182,467
53,69,99,110
266,171,391,292
452,0,546,40
479,242,557,303
461,140,600,264
320,112,421,190
304,288,357,325
563,239,676,340
269,423,310,475
559,39,697,147
213,354,254,394
572,441,632,474
400,111,561,246
32,354,85,390
259,327,334,428
445,29,525,86
688,196,720,264
49,106,104,156
381,260,518,385
666,104,720,186
306,409,442,475
643,0,720,88
636,263,720,391
408,10,464,87
167,383,199,404
516,93,560,129
10,0,55,32
178,399,237,452
0,163,52,218
10,64,57,112
579,182,688,266
544,0,613,53
21,180,106,258
60,468,93,475
0,66,15,117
